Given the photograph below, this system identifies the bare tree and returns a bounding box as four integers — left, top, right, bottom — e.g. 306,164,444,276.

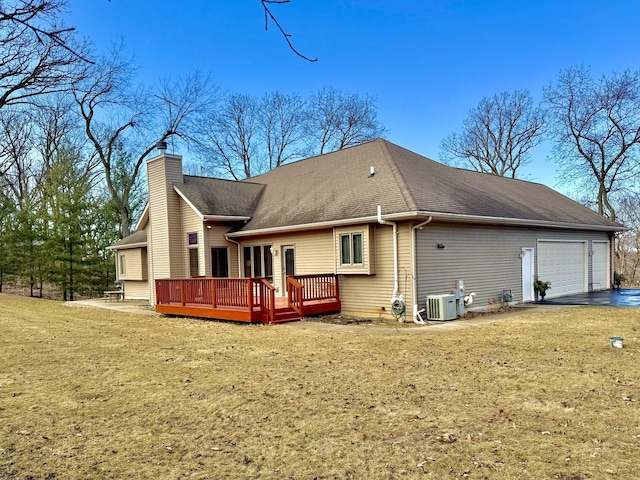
616,193,640,286
195,94,261,180
194,87,387,179
0,108,39,209
304,86,387,155
544,66,640,221
0,0,87,110
440,90,546,178
259,91,305,169
73,44,218,237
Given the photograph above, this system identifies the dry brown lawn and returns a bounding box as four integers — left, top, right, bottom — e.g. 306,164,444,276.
0,294,638,479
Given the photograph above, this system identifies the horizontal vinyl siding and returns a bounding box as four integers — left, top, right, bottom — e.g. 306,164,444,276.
123,281,149,300
591,241,610,290
168,180,184,278
417,223,610,310
147,224,155,303
118,248,147,281
338,223,413,318
182,204,203,276
147,158,170,280
204,224,239,278
241,223,414,318
241,230,334,295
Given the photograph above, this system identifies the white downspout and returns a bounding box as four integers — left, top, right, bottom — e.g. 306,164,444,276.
411,217,432,324
377,205,399,299
224,234,242,277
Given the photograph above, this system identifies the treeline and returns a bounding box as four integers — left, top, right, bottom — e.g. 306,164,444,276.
0,2,385,300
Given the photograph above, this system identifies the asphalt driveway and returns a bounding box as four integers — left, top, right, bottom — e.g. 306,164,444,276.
541,288,640,307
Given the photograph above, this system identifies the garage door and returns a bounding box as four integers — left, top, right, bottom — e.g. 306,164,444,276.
592,242,609,291
538,241,587,298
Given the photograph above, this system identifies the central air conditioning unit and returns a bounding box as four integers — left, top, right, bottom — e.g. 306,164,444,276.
426,294,457,321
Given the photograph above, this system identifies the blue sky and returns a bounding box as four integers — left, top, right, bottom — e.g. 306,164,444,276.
67,0,639,191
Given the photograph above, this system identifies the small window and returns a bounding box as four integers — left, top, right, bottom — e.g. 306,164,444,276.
188,232,198,246
119,254,126,276
340,233,363,266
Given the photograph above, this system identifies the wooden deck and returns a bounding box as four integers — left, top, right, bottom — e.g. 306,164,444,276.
155,274,341,324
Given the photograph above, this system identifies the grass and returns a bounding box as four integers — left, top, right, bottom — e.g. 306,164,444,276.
0,294,638,479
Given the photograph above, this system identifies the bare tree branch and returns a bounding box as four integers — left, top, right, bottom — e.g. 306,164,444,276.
73,44,219,236
261,0,317,62
545,66,640,221
0,0,88,110
440,90,546,178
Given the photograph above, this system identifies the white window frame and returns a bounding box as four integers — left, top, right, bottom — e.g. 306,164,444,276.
119,254,126,277
340,232,364,266
187,232,199,277
334,225,375,275
242,244,273,280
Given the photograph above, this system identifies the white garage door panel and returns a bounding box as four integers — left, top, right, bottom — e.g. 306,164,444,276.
538,241,586,298
592,242,609,290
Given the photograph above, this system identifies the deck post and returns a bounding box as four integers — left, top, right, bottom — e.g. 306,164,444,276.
247,279,253,314
211,280,217,309
269,286,275,324
180,279,185,306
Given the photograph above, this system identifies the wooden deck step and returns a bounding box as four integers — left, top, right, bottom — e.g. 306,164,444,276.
271,307,301,324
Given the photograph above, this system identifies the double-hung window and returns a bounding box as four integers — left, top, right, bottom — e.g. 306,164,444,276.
340,233,363,266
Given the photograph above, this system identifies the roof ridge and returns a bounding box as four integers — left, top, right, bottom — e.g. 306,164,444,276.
184,174,264,186
377,139,418,212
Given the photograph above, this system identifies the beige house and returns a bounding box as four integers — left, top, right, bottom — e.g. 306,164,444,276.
110,139,623,322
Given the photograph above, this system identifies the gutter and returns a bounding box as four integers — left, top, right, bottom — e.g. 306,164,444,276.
380,211,626,232
106,242,147,251
227,214,381,238
226,210,624,238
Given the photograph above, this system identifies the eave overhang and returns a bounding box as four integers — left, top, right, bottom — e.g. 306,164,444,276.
107,241,147,251
226,210,625,238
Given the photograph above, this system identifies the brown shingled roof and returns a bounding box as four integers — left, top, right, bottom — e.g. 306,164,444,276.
109,230,147,249
175,176,264,218
163,139,621,234
231,139,621,232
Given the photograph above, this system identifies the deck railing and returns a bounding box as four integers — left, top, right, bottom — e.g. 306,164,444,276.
155,274,338,323
156,278,262,308
287,276,305,317
287,273,340,318
258,278,276,324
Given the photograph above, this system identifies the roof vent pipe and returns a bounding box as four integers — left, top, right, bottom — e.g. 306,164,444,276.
369,166,375,176
377,205,398,300
156,140,168,154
